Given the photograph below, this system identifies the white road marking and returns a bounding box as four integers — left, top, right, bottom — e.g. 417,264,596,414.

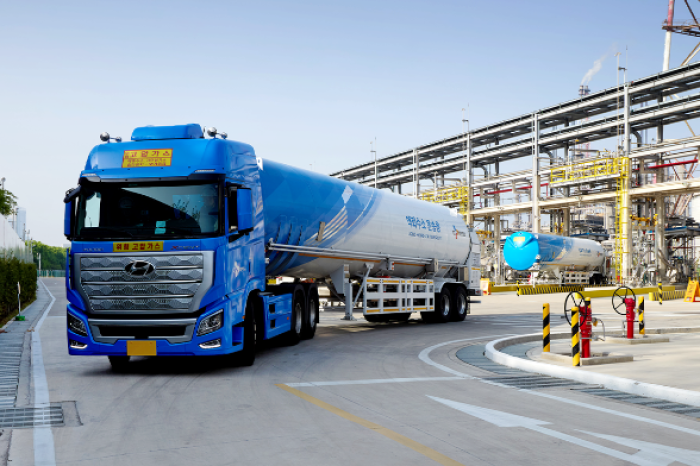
420,337,700,438
287,377,467,387
580,430,700,465
429,396,696,466
417,335,511,378
32,280,57,466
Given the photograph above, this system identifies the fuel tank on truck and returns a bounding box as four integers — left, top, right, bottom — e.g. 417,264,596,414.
503,232,605,271
258,159,474,279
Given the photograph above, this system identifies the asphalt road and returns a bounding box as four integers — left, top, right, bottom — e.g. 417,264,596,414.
10,278,700,465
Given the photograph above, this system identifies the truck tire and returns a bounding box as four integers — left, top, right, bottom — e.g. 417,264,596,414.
432,287,452,323
302,284,318,340
450,286,468,322
284,290,304,346
238,298,257,366
108,356,130,372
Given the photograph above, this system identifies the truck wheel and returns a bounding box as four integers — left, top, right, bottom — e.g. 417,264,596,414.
433,287,452,323
108,356,130,372
302,285,318,340
450,286,468,322
285,291,304,346
238,299,256,366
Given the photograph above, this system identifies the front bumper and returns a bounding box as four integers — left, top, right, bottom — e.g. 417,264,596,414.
66,304,242,357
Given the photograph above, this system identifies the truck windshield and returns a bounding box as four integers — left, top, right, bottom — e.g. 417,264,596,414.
75,181,222,240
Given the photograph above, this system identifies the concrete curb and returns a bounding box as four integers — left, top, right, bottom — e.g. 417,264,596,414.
485,331,700,408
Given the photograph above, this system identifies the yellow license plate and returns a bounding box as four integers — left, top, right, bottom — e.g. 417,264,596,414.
122,149,173,168
113,241,163,252
127,341,157,356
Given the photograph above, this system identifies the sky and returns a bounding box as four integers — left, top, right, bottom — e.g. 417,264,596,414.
1,0,699,246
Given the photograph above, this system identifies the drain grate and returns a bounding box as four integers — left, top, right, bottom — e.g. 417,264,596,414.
456,342,700,420
455,344,527,375
574,388,700,418
483,375,591,390
0,405,64,428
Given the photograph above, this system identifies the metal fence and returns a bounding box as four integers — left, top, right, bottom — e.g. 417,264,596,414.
37,270,65,278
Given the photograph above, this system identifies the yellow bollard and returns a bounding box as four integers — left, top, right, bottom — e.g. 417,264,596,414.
639,296,645,335
543,303,550,352
571,306,580,367
658,282,663,305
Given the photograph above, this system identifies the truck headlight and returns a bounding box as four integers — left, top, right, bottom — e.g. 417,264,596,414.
197,310,223,336
68,314,88,336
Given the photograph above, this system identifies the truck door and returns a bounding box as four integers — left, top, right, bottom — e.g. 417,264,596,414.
226,186,254,292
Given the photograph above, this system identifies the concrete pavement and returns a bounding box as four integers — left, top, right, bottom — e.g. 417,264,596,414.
8,280,700,465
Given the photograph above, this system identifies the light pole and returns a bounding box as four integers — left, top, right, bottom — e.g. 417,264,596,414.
462,107,470,182
371,138,377,188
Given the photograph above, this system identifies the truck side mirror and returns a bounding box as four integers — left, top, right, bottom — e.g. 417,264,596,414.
64,201,73,239
63,186,80,239
237,188,254,233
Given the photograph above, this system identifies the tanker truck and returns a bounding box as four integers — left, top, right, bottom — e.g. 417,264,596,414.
63,124,482,370
503,232,607,285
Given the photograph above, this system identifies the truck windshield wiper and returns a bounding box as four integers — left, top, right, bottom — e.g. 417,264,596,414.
159,226,202,235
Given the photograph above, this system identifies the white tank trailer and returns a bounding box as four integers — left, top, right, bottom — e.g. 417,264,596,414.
260,160,483,321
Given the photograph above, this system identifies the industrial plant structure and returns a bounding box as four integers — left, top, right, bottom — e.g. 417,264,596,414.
330,62,700,286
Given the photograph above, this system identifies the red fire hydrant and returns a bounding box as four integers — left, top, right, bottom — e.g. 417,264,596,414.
580,302,591,359
625,297,636,339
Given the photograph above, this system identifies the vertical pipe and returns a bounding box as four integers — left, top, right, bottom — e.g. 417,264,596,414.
532,113,540,233
413,149,419,198
663,0,675,71
466,134,473,228
622,85,632,283
656,194,667,281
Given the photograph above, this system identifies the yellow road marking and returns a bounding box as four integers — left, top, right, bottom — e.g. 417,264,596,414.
276,384,464,466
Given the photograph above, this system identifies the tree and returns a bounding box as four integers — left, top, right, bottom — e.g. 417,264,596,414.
0,189,17,217
31,241,67,270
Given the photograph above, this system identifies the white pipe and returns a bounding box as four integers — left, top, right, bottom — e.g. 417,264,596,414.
663,0,675,71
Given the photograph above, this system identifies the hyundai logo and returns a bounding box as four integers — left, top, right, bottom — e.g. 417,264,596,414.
125,260,155,277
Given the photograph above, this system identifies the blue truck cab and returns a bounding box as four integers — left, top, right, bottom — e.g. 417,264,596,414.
64,124,316,370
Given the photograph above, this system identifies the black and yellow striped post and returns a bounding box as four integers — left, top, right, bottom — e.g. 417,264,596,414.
571,306,580,367
658,282,663,305
543,303,550,352
639,296,645,335
517,280,520,297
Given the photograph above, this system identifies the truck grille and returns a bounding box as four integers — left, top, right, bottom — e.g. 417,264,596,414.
75,252,213,319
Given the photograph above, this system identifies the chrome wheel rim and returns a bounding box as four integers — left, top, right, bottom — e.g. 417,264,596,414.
442,295,450,316
295,302,303,333
309,299,317,328
458,295,467,315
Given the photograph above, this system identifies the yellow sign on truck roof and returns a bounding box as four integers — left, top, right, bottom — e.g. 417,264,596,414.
122,149,173,168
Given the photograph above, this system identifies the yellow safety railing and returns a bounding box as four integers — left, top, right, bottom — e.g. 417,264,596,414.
419,185,469,204
549,157,623,184
419,185,470,216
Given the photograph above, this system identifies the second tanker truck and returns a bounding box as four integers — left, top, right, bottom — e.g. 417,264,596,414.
63,123,482,370
503,231,607,285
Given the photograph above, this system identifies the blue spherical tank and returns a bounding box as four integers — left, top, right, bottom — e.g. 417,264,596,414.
504,232,605,271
